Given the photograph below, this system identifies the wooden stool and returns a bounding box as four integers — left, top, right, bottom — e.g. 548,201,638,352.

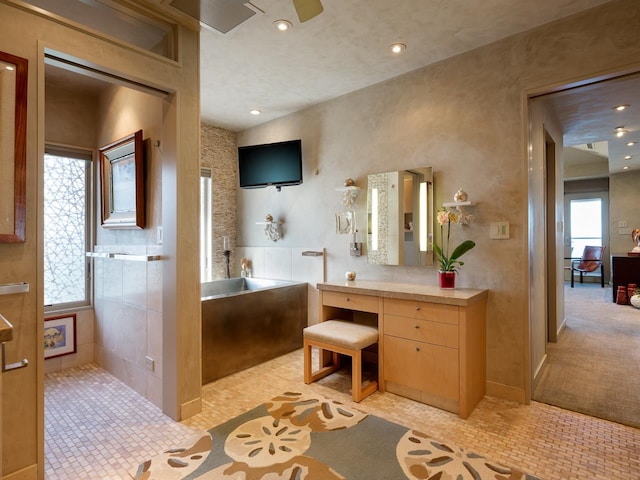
303,320,378,402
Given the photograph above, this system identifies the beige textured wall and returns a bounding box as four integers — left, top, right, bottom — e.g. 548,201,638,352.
95,84,163,245
44,82,97,149
200,123,237,278
0,1,200,477
610,170,640,255
237,0,640,401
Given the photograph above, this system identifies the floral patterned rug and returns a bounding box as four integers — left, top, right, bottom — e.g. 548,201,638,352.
131,392,541,479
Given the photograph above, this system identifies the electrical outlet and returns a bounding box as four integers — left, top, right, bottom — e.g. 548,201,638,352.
145,356,155,372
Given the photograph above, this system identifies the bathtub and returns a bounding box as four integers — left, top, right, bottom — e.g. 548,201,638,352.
201,277,308,384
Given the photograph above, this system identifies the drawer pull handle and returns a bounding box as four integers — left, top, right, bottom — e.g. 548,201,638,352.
345,297,350,302
415,306,420,311
414,325,419,329
415,347,420,352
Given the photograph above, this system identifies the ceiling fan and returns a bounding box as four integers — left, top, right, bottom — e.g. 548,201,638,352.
292,0,323,22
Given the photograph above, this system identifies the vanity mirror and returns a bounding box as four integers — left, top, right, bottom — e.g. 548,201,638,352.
367,167,433,266
0,51,28,243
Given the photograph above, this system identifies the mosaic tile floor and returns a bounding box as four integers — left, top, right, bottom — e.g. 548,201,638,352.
45,350,640,479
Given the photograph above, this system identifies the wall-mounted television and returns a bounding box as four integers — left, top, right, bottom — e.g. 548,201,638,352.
238,139,303,191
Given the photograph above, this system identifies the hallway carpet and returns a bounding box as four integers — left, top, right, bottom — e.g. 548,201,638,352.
533,283,640,428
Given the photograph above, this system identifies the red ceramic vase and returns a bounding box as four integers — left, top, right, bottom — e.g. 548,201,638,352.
439,270,456,289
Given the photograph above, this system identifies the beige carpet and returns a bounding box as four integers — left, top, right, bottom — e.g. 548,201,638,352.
533,283,640,428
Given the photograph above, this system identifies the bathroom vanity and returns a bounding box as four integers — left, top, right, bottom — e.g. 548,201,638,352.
317,280,488,418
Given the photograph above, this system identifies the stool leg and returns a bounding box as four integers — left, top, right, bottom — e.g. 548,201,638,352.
352,351,362,402
304,340,312,384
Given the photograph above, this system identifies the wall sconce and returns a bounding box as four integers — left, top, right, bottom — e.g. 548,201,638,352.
257,213,282,242
335,178,361,207
350,230,362,256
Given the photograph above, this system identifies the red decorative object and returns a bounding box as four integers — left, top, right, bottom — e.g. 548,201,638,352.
439,271,456,289
628,284,637,305
616,286,628,305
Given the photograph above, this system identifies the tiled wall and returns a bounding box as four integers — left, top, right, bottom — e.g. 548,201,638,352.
201,123,238,279
44,309,94,373
92,244,164,408
234,246,325,325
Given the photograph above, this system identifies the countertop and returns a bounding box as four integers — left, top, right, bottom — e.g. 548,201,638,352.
0,313,14,343
318,280,488,307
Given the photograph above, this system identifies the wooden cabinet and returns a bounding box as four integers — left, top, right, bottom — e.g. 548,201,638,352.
382,296,486,418
611,255,640,302
318,281,487,419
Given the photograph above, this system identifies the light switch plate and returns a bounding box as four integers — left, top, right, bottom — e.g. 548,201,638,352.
490,221,510,239
145,356,155,372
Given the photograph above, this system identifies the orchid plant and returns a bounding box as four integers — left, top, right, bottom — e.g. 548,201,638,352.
434,208,476,272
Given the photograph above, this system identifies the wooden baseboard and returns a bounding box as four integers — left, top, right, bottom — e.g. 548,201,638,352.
4,464,37,480
486,381,526,404
181,396,202,420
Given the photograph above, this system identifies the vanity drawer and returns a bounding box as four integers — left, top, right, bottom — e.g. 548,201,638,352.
384,298,458,325
384,335,459,402
383,314,459,349
322,290,379,313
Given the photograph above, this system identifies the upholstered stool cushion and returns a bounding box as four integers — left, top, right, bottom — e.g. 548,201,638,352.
304,320,378,350
303,319,379,402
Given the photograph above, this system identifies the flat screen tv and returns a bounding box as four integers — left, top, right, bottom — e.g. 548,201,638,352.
238,139,302,191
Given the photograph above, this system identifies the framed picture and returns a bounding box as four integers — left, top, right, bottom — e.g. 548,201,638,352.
99,129,145,229
44,314,77,359
336,211,356,235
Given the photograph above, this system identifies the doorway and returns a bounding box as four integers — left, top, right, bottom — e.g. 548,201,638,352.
529,71,640,427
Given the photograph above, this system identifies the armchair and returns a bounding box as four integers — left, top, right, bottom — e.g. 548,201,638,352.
571,245,605,288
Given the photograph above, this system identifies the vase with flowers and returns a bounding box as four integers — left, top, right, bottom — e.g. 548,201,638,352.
434,207,476,289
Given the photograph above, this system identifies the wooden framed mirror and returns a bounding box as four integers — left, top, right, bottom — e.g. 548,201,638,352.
0,51,28,243
99,130,145,229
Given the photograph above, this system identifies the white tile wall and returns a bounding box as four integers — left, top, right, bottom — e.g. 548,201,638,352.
91,245,164,408
235,246,325,325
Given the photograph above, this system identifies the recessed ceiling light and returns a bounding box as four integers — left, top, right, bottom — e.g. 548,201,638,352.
623,166,630,170
627,141,637,147
613,104,630,111
615,126,628,137
273,19,292,32
250,109,261,115
5,65,14,71
625,155,632,160
390,43,407,54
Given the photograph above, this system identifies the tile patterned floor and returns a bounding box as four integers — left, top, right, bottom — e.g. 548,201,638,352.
45,350,640,479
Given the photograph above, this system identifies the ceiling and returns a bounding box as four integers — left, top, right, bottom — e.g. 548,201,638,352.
39,0,640,176
537,73,640,176
195,0,615,131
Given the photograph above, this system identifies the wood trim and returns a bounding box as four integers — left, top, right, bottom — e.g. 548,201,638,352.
0,50,27,243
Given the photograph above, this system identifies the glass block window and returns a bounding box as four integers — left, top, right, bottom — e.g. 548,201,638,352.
44,148,92,308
